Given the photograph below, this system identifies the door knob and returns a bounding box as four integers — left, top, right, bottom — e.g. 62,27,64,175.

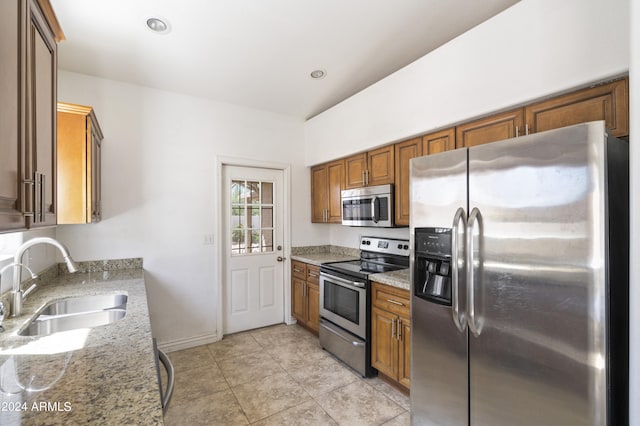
277,256,286,262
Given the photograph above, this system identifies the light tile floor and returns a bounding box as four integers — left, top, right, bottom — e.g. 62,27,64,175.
163,324,410,425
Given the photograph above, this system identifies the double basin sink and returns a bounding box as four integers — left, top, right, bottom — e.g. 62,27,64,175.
19,294,128,337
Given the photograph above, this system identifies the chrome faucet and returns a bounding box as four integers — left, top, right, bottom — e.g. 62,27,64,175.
2,262,37,320
11,237,79,317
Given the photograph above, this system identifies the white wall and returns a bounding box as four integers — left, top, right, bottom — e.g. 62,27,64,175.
305,0,629,167
55,71,322,347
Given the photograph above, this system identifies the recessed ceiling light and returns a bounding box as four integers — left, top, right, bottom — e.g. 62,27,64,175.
310,69,326,79
146,17,171,34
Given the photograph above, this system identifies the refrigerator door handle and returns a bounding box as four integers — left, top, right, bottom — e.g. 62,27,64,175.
451,207,467,332
467,207,483,337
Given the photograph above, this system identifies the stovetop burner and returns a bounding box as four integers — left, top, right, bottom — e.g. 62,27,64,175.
321,236,410,280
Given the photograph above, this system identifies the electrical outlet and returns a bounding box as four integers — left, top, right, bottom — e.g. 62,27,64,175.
203,234,215,245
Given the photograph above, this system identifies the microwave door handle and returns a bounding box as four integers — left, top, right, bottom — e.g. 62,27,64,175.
371,196,379,223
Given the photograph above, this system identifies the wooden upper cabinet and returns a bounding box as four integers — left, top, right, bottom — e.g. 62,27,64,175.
367,145,394,186
311,159,343,223
0,0,27,233
344,153,366,189
345,145,394,189
423,127,455,155
525,78,629,138
0,0,61,233
394,138,422,227
456,108,524,149
27,1,58,228
57,102,104,224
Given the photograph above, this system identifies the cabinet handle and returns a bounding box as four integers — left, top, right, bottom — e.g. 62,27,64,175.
365,169,369,185
293,268,303,273
397,319,402,341
23,172,44,222
391,318,396,338
308,273,319,278
515,126,519,138
361,170,365,185
525,123,529,135
386,299,404,306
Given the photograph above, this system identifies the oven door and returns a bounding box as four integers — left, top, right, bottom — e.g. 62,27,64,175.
319,272,367,338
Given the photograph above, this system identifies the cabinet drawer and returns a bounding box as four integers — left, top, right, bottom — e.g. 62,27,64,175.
372,282,410,318
306,265,320,284
292,260,307,280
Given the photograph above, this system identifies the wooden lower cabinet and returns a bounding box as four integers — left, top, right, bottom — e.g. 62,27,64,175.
371,282,410,390
291,260,320,334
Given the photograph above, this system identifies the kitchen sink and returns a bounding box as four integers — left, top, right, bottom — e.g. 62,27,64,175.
39,294,128,316
18,294,128,337
19,309,127,337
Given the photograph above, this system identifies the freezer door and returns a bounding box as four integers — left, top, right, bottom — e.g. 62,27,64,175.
467,122,608,426
410,148,468,426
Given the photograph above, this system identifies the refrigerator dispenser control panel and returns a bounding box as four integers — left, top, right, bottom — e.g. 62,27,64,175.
414,227,452,305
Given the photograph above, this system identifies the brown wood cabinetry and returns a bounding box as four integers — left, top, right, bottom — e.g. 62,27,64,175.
0,0,62,233
371,282,410,390
394,128,456,226
344,145,394,189
311,160,343,223
394,138,421,227
57,102,104,224
525,78,629,138
423,127,456,155
291,260,320,334
456,108,524,148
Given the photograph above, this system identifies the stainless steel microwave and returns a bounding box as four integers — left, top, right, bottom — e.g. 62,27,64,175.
341,184,394,227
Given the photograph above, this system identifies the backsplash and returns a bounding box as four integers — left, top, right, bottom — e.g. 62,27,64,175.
58,258,143,274
291,245,360,257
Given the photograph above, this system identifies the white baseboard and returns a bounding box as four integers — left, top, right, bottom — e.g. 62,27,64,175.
157,332,219,353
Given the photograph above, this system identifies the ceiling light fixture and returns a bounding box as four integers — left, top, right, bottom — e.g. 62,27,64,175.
146,17,171,34
310,69,326,79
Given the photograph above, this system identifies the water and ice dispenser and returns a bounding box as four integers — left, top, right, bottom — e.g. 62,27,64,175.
414,228,453,305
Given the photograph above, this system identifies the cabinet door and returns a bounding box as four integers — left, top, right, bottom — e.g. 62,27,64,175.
310,164,329,223
306,282,319,334
525,78,628,138
344,153,366,189
292,278,306,323
90,132,102,222
394,138,421,227
456,108,524,148
27,0,57,227
367,145,394,186
398,317,411,388
0,0,27,232
371,306,398,379
423,127,455,155
326,160,344,223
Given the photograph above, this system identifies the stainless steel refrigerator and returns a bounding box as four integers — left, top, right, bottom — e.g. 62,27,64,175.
409,121,628,426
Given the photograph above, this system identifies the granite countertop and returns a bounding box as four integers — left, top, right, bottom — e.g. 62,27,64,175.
369,268,410,291
0,264,163,425
290,245,360,266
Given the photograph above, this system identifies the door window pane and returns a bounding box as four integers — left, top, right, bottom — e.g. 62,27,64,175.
230,178,275,255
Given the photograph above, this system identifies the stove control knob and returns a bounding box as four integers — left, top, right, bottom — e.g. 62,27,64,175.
397,244,403,249
366,240,371,245
403,244,409,250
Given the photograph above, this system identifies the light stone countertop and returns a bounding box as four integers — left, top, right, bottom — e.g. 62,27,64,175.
369,268,410,291
0,267,163,425
290,245,360,266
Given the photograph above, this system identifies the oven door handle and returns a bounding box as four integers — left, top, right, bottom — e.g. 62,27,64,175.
320,320,365,347
320,272,365,288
